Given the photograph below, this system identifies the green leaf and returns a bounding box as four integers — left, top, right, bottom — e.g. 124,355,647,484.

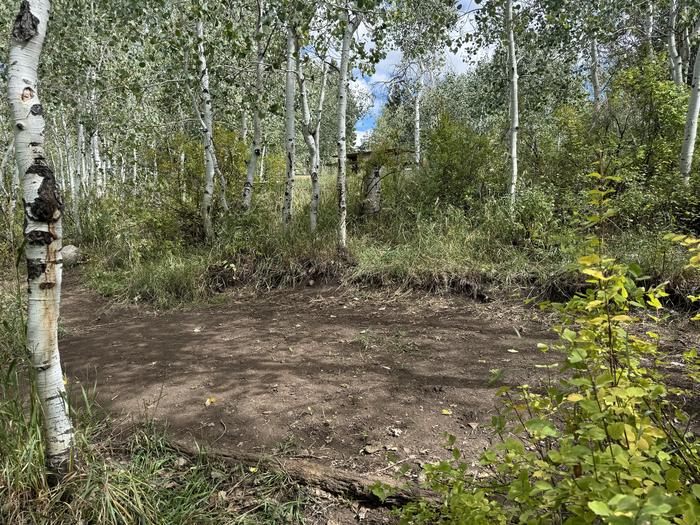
588,501,611,516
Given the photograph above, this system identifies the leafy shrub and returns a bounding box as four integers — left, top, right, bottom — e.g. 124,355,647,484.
394,179,700,524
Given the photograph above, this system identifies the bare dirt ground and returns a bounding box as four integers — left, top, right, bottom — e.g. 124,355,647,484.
57,273,562,522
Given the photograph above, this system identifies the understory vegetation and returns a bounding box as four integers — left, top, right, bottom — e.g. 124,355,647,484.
2,0,700,522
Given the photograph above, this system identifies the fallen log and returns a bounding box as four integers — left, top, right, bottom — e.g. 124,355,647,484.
171,441,432,508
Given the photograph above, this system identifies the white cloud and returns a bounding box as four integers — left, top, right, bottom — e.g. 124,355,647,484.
355,129,372,148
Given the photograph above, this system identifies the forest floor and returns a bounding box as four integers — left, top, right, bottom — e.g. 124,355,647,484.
58,271,697,523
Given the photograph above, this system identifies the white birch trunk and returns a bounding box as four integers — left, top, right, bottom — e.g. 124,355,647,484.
336,13,359,249
242,1,264,211
669,0,684,85
414,68,423,166
282,28,297,226
77,122,86,194
196,20,216,240
91,131,104,196
299,56,328,232
259,142,266,181
506,0,519,212
590,37,601,110
683,25,691,82
241,111,248,141
680,41,700,185
0,139,14,198
7,0,74,471
362,166,381,215
11,160,20,218
645,2,654,59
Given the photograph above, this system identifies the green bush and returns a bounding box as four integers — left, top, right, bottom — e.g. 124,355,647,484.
393,181,700,524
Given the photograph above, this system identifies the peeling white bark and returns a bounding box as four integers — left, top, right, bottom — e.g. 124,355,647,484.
681,40,700,185
645,1,654,58
337,13,360,249
77,121,86,194
506,0,519,212
590,37,602,110
242,1,264,211
7,0,74,472
299,55,328,232
197,19,216,240
414,68,424,166
670,0,684,85
282,28,297,226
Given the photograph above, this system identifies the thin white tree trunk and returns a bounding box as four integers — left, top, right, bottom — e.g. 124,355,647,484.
11,160,20,217
7,0,74,472
590,36,601,110
681,41,700,185
683,24,691,82
241,111,248,141
337,13,360,249
282,28,297,226
645,2,654,59
259,142,266,181
299,56,328,232
0,138,14,197
670,0,684,85
77,121,87,194
91,131,103,195
414,67,424,166
242,1,264,210
362,166,381,215
197,20,216,240
506,0,519,212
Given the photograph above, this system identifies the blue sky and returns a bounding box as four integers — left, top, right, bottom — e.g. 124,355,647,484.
350,5,476,147
351,48,472,146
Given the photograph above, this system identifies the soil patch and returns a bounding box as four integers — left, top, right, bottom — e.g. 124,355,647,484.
59,273,560,519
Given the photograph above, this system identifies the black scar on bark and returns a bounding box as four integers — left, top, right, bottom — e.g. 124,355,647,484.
27,230,54,245
27,259,46,279
26,164,63,223
12,1,39,42
30,104,43,116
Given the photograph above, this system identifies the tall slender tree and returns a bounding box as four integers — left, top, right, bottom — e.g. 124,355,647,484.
7,0,74,472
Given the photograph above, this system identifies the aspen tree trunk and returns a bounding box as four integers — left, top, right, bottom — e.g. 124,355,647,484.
362,166,381,215
7,0,74,472
313,63,328,169
77,122,86,194
506,0,519,212
179,151,186,202
259,142,266,181
91,131,104,196
680,41,700,185
337,13,359,249
241,111,248,141
196,20,216,240
242,1,264,210
645,2,654,58
590,37,602,110
414,68,423,166
0,139,14,197
10,160,20,217
67,135,80,235
299,57,328,232
683,25,691,82
132,148,137,183
669,0,684,85
282,28,297,226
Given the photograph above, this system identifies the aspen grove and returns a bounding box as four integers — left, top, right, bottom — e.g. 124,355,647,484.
1,0,700,523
